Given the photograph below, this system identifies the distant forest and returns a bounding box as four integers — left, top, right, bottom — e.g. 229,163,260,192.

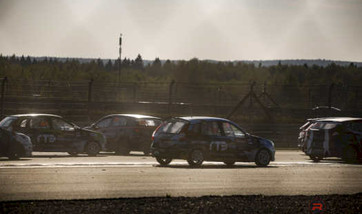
1,54,361,86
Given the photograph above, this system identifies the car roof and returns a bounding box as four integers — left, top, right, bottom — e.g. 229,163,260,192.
9,113,62,118
177,116,231,122
104,114,160,119
313,117,362,123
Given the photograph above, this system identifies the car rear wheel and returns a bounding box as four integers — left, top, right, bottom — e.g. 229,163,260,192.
255,149,271,166
310,155,323,162
224,161,235,166
187,149,204,167
8,152,20,160
156,157,172,166
342,145,358,163
85,142,100,156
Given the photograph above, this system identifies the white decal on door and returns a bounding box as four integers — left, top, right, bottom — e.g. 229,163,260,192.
37,134,56,143
210,141,228,152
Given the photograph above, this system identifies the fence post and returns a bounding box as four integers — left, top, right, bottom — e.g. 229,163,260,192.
168,80,175,115
1,77,8,119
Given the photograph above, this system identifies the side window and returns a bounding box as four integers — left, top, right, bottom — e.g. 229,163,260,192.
231,124,245,138
52,118,74,131
112,117,127,127
188,123,201,135
222,122,235,137
201,121,222,136
97,118,112,128
20,119,28,128
30,117,50,129
222,122,245,138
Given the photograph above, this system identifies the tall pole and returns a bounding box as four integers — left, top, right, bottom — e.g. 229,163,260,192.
118,34,122,86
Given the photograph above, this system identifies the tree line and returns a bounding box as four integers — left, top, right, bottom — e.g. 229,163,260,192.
0,54,361,87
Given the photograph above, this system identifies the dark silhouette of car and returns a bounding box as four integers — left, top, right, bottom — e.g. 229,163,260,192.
0,114,106,156
304,117,362,163
0,128,32,160
151,116,275,167
87,114,162,155
298,118,319,152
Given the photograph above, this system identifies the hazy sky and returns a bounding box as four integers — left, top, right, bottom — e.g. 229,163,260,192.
1,0,361,61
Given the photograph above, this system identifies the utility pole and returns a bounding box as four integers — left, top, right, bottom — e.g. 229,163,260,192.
118,33,122,85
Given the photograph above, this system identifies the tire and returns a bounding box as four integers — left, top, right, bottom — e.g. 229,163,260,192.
68,152,78,157
85,141,101,156
224,161,235,166
187,149,204,167
255,149,271,167
8,152,20,160
342,145,358,163
310,155,323,162
156,157,172,166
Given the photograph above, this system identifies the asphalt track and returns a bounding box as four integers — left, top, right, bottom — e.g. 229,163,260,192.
0,150,361,201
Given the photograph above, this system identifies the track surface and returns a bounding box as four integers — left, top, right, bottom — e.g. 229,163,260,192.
0,150,361,201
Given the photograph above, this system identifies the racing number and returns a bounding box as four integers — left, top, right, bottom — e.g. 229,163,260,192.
37,134,56,143
210,141,228,152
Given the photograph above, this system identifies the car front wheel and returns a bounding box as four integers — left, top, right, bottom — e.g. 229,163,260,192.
187,149,204,167
255,149,271,167
85,142,100,156
156,157,172,166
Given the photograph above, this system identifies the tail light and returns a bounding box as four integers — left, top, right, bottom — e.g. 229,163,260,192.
152,124,162,141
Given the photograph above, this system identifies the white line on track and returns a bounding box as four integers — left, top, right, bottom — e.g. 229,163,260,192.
0,161,356,169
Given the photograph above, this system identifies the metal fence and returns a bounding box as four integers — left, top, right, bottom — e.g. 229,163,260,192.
1,77,361,148
1,78,361,117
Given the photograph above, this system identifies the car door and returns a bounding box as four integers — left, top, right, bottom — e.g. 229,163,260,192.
109,116,128,143
28,117,57,151
202,121,230,158
94,117,113,139
221,122,251,157
50,117,77,151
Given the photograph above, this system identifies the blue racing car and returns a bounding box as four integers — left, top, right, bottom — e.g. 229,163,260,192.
151,116,275,167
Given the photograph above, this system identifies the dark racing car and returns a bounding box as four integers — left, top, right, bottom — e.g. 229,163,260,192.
0,128,32,160
0,114,106,156
151,116,275,167
87,114,162,155
304,117,362,163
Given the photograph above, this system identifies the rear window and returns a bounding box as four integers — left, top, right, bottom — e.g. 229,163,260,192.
0,117,17,128
138,119,161,127
311,122,337,130
159,120,187,134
